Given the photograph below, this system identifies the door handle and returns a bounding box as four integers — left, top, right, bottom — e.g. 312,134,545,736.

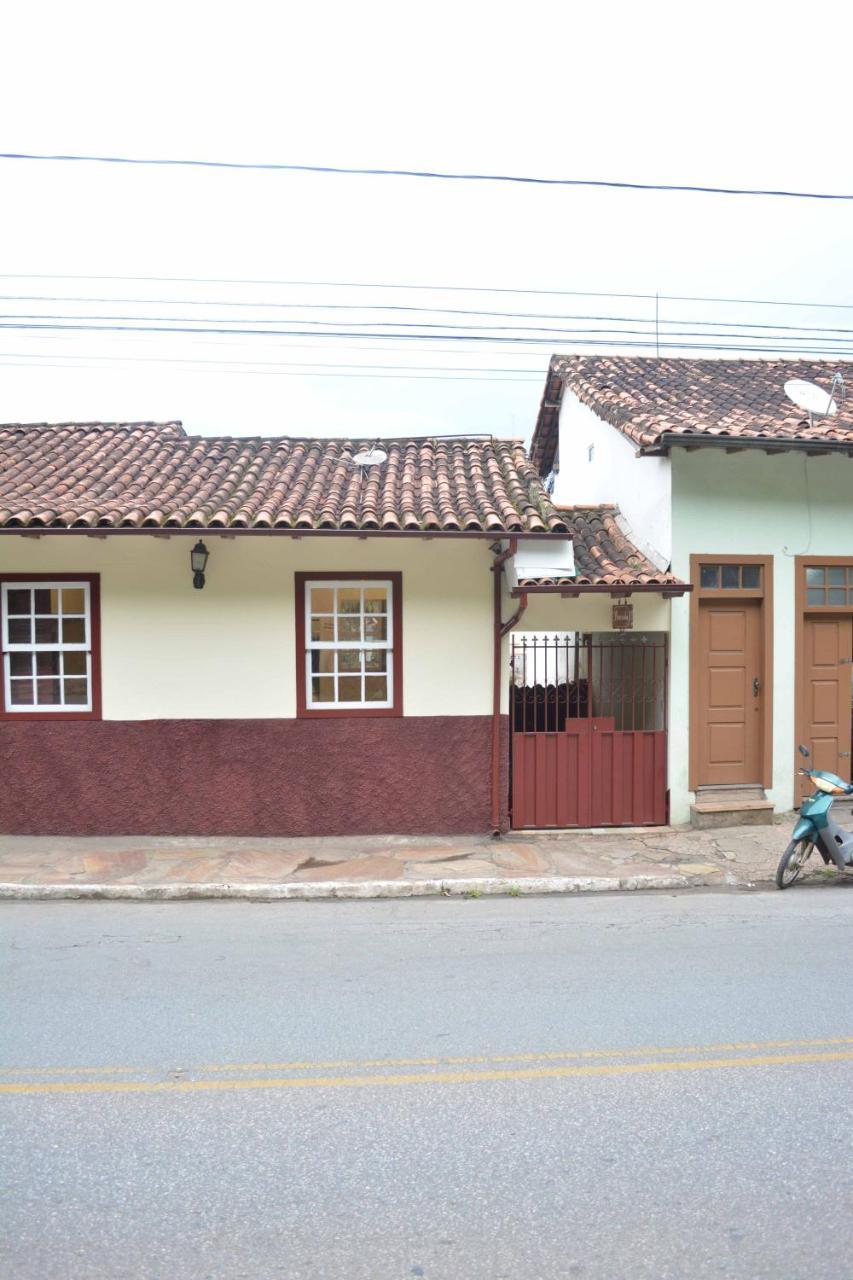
752,677,761,697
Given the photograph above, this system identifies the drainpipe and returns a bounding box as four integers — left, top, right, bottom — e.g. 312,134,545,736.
490,539,527,834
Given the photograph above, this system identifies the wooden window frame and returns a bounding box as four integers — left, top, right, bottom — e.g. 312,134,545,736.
0,573,102,721
688,554,773,791
295,571,403,718
794,555,853,798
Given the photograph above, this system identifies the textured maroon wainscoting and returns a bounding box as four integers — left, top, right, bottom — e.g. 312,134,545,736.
0,717,509,836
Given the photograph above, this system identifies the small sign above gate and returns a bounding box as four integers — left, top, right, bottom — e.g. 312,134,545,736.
611,599,634,630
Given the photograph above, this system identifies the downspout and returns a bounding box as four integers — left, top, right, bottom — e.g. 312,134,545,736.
490,539,527,834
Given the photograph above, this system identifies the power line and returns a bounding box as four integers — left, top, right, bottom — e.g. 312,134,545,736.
4,321,853,357
7,311,853,349
4,294,853,337
3,151,852,201
0,358,541,382
1,272,851,312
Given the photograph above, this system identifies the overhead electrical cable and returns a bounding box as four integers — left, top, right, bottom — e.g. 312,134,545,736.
3,321,853,356
0,273,851,312
2,151,852,201
4,296,853,338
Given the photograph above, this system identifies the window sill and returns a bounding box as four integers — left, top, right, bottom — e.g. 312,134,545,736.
0,710,101,721
297,706,402,720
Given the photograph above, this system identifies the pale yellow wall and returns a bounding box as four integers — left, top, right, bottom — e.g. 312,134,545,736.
518,592,672,634
0,535,497,719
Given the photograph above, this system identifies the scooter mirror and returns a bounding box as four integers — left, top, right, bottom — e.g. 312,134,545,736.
798,744,811,758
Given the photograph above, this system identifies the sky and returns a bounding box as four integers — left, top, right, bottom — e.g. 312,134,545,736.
1,0,851,444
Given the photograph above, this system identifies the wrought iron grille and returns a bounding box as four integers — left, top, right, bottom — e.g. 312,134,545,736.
511,633,667,734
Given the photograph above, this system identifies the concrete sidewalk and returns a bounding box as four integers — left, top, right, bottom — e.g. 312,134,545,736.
0,816,819,899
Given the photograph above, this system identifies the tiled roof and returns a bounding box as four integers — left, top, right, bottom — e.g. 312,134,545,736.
517,506,685,591
531,356,853,471
0,422,569,534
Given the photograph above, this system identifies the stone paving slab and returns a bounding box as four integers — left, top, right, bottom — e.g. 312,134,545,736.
0,815,818,898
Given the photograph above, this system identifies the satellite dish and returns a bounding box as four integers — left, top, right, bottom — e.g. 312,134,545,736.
351,445,388,467
784,376,841,424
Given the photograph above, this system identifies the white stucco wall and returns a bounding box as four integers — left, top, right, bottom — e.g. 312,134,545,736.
552,393,672,566
669,447,853,822
0,535,498,719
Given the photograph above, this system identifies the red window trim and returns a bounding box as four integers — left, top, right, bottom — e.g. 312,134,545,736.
295,571,403,718
0,572,102,721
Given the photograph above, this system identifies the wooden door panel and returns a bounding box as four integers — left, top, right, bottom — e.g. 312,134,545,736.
802,616,852,788
697,601,762,785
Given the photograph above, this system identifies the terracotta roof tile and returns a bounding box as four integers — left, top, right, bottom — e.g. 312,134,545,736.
531,356,853,471
517,506,683,589
0,422,569,534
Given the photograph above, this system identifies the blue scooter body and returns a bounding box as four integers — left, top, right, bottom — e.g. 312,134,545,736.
793,769,853,868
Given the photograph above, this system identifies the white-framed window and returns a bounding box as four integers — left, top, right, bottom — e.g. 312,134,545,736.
305,579,394,710
1,581,93,713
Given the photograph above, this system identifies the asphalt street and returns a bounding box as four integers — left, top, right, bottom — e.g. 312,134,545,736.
2,889,853,1279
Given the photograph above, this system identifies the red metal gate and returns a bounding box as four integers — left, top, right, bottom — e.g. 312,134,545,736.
510,634,668,828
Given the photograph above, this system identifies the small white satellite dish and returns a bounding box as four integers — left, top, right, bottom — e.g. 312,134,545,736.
784,377,841,424
351,445,388,468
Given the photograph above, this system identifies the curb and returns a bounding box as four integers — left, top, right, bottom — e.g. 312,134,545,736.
0,873,709,901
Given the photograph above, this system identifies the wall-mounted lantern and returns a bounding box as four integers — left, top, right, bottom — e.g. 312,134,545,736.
191,540,210,590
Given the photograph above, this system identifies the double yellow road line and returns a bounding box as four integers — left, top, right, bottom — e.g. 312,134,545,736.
2,1036,852,1097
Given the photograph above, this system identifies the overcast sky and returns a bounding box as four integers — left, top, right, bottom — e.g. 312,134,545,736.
1,0,851,442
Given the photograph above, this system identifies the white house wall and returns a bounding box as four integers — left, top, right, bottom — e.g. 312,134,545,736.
552,392,672,565
0,535,496,719
669,447,853,822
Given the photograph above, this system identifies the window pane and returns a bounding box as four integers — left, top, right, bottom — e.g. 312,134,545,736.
828,588,847,606
36,652,61,676
365,676,388,702
807,587,825,606
364,649,386,673
721,564,740,589
311,676,335,703
62,617,86,644
9,652,32,677
364,615,387,642
310,587,334,613
364,588,388,614
36,678,61,705
34,588,59,615
64,678,88,705
828,568,846,587
338,616,361,642
741,565,761,589
338,588,361,614
806,567,825,586
311,616,335,643
7,617,31,644
61,588,85,614
6,588,30,614
338,676,362,702
310,650,335,674
9,679,34,705
35,618,60,644
63,651,87,676
337,649,361,672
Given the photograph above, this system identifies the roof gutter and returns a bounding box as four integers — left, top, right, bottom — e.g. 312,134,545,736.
638,433,853,459
0,526,573,540
511,582,691,598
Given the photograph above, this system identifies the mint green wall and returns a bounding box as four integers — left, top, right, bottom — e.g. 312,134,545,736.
669,447,853,822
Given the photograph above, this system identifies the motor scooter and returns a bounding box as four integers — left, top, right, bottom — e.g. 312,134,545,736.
776,744,853,888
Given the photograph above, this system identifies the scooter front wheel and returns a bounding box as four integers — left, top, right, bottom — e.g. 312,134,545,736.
775,838,813,889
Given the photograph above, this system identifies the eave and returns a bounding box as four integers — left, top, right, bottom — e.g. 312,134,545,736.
511,582,691,598
638,433,853,458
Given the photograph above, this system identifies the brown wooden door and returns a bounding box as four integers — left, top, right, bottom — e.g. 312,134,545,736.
697,600,762,785
802,615,852,787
